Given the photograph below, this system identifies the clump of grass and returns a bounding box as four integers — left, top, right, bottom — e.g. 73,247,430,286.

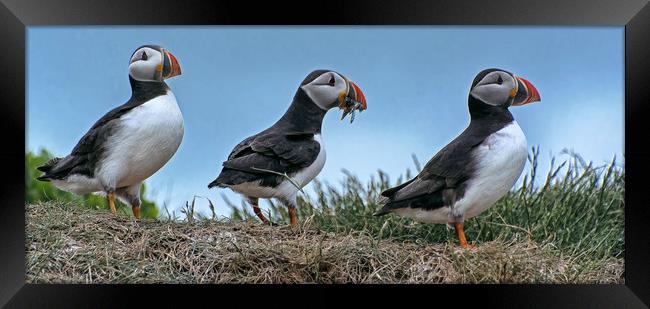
26,147,623,283
26,149,160,219
229,147,624,262
26,201,622,283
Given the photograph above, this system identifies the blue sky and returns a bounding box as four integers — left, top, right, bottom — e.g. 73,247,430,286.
27,26,624,217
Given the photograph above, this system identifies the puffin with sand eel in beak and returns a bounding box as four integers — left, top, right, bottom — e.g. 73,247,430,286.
209,69,367,228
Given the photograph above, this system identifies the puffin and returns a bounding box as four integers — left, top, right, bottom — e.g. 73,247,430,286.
374,68,540,248
208,69,367,227
37,44,183,219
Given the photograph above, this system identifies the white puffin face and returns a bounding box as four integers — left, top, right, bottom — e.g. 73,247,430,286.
300,71,348,110
128,47,164,82
470,71,518,107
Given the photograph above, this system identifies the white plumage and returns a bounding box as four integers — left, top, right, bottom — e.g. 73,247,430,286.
394,121,527,224
52,91,184,195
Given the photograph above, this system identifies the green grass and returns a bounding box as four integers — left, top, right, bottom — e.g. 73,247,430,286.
228,146,624,262
26,149,159,219
25,146,624,283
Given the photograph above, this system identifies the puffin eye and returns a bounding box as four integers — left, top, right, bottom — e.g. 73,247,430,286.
328,75,336,86
496,75,503,85
141,52,148,61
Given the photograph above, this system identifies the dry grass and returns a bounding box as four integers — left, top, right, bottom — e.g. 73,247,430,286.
26,201,623,284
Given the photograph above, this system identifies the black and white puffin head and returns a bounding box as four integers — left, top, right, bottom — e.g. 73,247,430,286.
469,68,541,107
300,69,367,121
128,45,182,82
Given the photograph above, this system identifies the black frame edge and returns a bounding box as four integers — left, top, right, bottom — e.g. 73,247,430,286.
0,1,26,308
625,1,650,306
0,0,648,308
0,0,648,25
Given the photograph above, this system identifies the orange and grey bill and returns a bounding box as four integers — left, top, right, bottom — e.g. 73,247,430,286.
339,80,368,122
348,81,367,110
514,76,541,105
163,50,182,79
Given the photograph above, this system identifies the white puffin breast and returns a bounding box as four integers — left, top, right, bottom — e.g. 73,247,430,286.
98,91,184,188
453,121,528,220
281,133,326,191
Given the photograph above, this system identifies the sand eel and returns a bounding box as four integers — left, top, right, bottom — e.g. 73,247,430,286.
209,69,367,227
374,68,540,248
37,45,184,219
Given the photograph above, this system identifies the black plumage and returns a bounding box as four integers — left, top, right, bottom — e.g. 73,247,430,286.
374,93,515,215
209,69,368,227
375,68,539,249
209,86,326,189
37,76,169,181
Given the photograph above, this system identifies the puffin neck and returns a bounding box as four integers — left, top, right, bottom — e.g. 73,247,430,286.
129,75,170,102
467,95,514,124
271,88,328,134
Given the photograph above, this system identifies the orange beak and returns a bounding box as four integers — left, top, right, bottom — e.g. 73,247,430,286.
338,79,368,123
512,76,541,106
348,80,367,111
162,50,182,79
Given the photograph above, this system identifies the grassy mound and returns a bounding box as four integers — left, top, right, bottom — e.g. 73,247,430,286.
26,201,622,284
26,148,624,283
229,148,624,260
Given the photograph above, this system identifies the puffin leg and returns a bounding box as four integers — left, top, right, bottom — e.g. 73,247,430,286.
454,222,470,248
117,183,142,219
132,203,141,219
107,192,117,214
278,196,299,228
288,208,298,228
246,197,276,226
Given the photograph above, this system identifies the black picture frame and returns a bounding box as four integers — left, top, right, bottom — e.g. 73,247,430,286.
1,0,649,307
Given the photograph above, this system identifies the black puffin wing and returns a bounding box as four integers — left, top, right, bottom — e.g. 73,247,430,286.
380,177,417,197
378,112,515,211
70,100,145,156
226,134,258,160
45,102,137,178
380,126,487,205
251,132,321,167
381,176,446,202
377,141,474,210
222,132,321,174
419,127,487,180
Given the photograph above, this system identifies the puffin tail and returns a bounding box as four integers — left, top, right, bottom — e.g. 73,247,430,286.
373,177,419,216
207,178,226,189
36,157,62,181
373,196,393,216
